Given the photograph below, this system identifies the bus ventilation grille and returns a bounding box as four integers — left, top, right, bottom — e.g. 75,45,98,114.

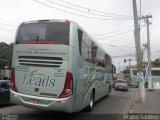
18,56,63,68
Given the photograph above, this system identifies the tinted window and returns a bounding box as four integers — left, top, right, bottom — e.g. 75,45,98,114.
78,29,83,54
16,22,70,45
124,69,130,74
132,70,138,75
78,29,92,62
77,29,111,68
3,77,8,80
152,70,160,76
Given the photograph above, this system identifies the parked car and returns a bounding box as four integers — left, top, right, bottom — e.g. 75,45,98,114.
0,77,10,104
114,79,128,91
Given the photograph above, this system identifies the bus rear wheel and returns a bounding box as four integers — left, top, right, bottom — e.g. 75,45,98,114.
86,91,94,112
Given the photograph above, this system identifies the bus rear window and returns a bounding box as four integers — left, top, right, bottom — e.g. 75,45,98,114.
152,70,160,76
16,22,70,45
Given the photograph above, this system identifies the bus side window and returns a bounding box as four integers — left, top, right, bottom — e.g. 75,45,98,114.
91,42,97,60
78,29,83,54
78,29,93,63
81,36,91,60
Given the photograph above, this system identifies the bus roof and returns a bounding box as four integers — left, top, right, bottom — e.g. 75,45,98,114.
21,19,73,24
151,67,160,70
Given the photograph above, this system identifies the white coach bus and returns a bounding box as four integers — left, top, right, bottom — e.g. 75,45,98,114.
150,67,160,89
124,68,144,87
124,67,160,88
11,19,114,113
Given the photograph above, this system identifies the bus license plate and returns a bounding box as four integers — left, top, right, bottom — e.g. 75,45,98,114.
31,99,40,104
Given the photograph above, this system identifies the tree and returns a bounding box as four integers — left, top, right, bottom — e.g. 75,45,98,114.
152,58,160,67
0,42,13,68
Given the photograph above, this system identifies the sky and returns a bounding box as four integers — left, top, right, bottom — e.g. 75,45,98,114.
0,0,160,72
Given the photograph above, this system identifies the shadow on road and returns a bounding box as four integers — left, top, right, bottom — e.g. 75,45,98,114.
129,85,137,88
20,111,81,120
0,103,15,108
8,95,118,120
90,94,111,110
16,110,122,120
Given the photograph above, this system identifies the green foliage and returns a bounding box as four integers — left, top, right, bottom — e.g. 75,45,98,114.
0,42,13,68
152,58,160,67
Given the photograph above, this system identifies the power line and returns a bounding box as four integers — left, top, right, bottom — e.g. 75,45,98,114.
112,46,135,55
94,34,135,44
94,35,135,45
33,0,133,21
57,0,133,17
102,45,136,51
102,43,135,48
98,36,134,42
0,28,11,33
8,0,25,20
105,42,134,46
100,46,136,60
0,18,18,24
96,38,135,44
0,25,16,31
0,23,17,33
46,0,133,19
0,22,17,27
33,0,106,20
100,43,136,54
95,29,133,39
112,54,135,58
90,25,134,37
0,27,16,33
94,23,147,39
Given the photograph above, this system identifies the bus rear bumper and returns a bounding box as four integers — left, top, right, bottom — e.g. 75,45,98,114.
10,90,74,113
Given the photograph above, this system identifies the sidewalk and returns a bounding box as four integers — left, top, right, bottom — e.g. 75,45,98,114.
133,89,160,114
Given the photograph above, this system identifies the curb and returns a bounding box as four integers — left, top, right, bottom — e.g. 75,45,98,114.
129,91,138,114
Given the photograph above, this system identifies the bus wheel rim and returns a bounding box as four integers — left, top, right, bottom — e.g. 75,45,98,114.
90,95,93,108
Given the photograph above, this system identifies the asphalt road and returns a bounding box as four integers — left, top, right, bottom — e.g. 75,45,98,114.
0,87,137,120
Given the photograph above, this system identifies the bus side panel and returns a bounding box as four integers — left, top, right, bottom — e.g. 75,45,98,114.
69,23,96,112
69,47,100,112
102,70,112,96
68,23,85,112
71,49,88,112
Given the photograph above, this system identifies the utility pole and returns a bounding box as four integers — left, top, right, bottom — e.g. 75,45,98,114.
132,0,145,103
128,58,132,68
146,15,152,90
119,62,121,72
141,15,152,90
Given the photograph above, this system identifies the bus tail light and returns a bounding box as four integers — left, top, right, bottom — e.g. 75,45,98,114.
11,67,18,92
59,72,73,98
65,20,70,24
